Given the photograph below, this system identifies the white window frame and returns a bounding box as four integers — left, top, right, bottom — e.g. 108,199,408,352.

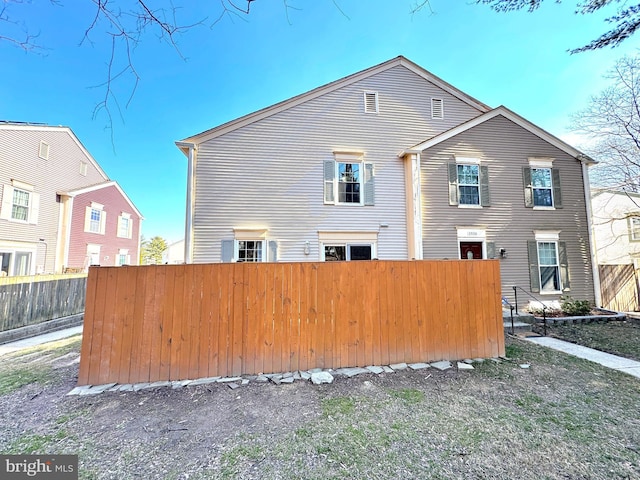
11,187,31,222
85,202,106,235
117,213,132,239
631,217,640,242
529,158,555,209
0,181,39,224
318,231,378,261
456,160,481,207
234,239,266,262
534,230,562,294
117,249,130,266
336,161,364,205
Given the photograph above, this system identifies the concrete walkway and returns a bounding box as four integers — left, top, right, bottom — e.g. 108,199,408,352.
0,326,83,357
524,336,640,379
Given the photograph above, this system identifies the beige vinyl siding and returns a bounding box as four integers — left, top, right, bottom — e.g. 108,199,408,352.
421,115,594,303
193,65,484,263
0,128,107,273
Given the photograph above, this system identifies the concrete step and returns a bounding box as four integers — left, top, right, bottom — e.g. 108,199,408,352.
503,321,533,334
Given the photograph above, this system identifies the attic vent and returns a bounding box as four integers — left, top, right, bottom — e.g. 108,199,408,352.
431,98,444,119
39,141,50,160
364,91,379,114
80,162,88,176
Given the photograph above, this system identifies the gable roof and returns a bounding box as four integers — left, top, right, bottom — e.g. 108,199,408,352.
58,180,144,219
592,188,640,199
406,106,596,164
176,56,491,155
0,122,110,179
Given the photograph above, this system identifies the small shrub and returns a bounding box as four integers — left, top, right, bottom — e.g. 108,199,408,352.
560,295,591,316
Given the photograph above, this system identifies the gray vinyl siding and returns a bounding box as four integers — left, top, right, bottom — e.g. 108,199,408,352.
0,128,107,273
421,115,594,304
192,65,483,263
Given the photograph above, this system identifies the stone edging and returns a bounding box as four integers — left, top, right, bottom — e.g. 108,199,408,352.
68,358,498,396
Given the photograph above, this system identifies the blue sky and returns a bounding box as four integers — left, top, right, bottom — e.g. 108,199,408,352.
1,0,638,243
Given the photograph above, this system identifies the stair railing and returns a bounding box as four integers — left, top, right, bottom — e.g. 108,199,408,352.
502,296,515,335
512,285,548,336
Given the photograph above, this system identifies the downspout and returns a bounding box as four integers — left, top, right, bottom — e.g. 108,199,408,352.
178,142,197,264
581,159,601,307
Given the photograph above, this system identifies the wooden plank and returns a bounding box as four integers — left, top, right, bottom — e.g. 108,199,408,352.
137,266,157,383
206,265,221,377
186,264,203,379
244,263,258,375
168,265,185,380
387,262,402,364
97,268,118,385
288,263,301,373
158,266,176,381
376,261,390,367
107,267,127,384
297,263,310,372
198,264,213,378
231,264,245,376
78,269,99,385
117,267,137,384
217,264,233,377
148,266,167,382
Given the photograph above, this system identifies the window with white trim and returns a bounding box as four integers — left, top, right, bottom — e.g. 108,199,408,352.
117,249,130,266
630,217,640,241
11,188,30,221
531,168,553,207
448,158,489,207
84,202,106,235
524,158,562,209
528,231,569,294
537,242,561,292
118,213,132,238
236,240,265,262
324,244,372,261
324,153,374,206
0,251,32,276
319,231,378,261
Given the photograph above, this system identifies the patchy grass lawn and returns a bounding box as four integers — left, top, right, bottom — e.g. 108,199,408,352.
0,335,639,479
545,319,640,362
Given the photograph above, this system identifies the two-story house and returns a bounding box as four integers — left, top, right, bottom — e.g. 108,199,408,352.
176,56,598,305
591,189,640,310
0,122,143,275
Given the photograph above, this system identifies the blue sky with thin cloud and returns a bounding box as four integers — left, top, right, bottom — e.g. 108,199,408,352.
1,1,638,242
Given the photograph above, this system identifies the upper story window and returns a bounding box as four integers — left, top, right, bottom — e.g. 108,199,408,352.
448,158,489,207
524,158,562,209
630,217,640,241
338,162,361,204
0,181,39,224
324,152,374,206
531,168,553,207
84,202,106,235
118,213,132,238
12,188,30,221
363,91,378,114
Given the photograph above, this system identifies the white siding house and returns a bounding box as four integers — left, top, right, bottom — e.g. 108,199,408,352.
177,56,598,305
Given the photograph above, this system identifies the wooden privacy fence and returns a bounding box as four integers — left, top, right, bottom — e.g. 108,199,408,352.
78,260,505,386
0,274,87,332
599,264,639,312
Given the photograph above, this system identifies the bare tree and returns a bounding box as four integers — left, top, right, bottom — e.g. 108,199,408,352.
474,0,640,53
572,55,640,192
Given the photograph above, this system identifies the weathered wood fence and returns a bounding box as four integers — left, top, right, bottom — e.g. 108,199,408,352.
599,264,639,312
78,260,504,386
0,274,87,332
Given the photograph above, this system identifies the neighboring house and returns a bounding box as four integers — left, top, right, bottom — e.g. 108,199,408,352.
0,122,142,275
162,239,185,264
176,56,598,305
591,189,640,310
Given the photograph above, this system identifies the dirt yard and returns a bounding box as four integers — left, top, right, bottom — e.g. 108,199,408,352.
1,334,640,479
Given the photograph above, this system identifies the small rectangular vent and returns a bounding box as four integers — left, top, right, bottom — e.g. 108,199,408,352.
80,162,88,176
431,98,444,119
39,141,50,160
364,91,378,114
